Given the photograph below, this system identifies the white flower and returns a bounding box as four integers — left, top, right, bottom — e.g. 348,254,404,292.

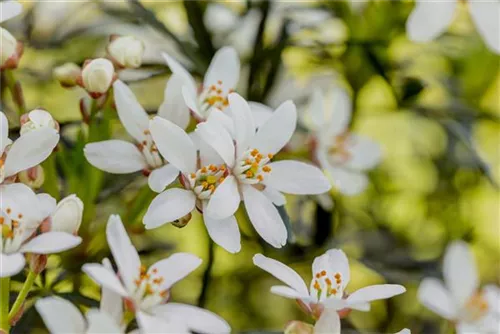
0,183,82,277
80,58,116,96
253,250,406,329
418,241,500,334
143,116,241,253
50,194,83,234
84,80,179,193
0,111,59,185
0,1,22,23
162,47,240,121
195,93,331,248
20,109,58,135
108,35,145,69
53,62,81,87
302,87,381,196
82,215,231,333
406,0,500,54
0,27,17,67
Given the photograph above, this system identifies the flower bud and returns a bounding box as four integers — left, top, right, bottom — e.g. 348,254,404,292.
107,35,144,69
284,321,314,334
18,165,45,189
51,194,84,235
53,62,81,88
0,27,22,69
28,253,48,274
79,58,116,98
172,212,192,228
20,109,58,135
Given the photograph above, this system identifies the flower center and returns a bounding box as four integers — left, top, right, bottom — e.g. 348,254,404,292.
462,292,489,323
132,265,169,311
0,209,26,254
197,80,234,117
137,129,163,170
234,149,273,185
187,164,227,200
312,270,344,301
327,133,351,164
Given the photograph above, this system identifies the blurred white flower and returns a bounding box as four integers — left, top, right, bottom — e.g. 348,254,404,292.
418,241,500,334
0,27,17,67
253,250,406,328
50,194,84,235
302,86,381,196
406,0,500,54
0,1,22,23
196,93,330,248
0,111,59,185
83,215,231,334
84,80,180,193
53,62,81,88
108,35,145,69
0,184,82,277
20,109,58,136
0,1,23,69
80,58,116,98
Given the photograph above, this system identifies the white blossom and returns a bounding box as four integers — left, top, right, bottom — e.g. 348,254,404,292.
50,194,84,235
108,35,145,69
53,62,81,87
20,109,58,135
80,58,116,96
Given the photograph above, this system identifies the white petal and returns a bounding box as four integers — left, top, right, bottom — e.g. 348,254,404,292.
253,253,309,296
324,85,352,136
84,140,146,174
113,80,150,142
248,102,273,128
106,215,141,292
228,93,255,154
153,303,231,334
395,329,411,334
148,164,179,193
148,253,201,290
0,183,43,223
251,100,297,155
143,188,196,229
205,109,235,136
35,297,86,334
203,211,241,254
310,249,350,298
264,160,331,195
0,252,25,277
162,53,197,98
305,89,324,130
195,120,235,167
483,284,500,314
270,285,307,299
345,135,382,171
468,1,500,54
100,258,123,326
51,194,83,234
191,131,225,166
242,185,287,248
326,164,369,196
406,0,456,42
0,112,11,154
206,175,240,220
443,241,478,307
262,186,286,206
4,128,59,177
0,1,22,22
182,86,202,119
158,74,191,130
137,311,190,334
20,232,81,254
417,278,457,320
347,284,406,304
86,309,122,334
149,117,197,174
36,193,57,220
204,47,240,91
82,263,129,297
314,307,341,334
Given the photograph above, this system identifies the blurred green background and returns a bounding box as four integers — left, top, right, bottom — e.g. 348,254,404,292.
2,1,499,333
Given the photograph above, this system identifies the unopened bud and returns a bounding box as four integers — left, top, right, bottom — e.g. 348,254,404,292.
18,165,45,189
79,58,116,98
20,109,58,135
53,62,81,88
29,253,47,274
0,27,23,70
284,321,314,334
172,212,192,228
107,35,144,69
51,194,83,234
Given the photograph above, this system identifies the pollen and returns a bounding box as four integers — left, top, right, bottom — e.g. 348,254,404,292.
152,268,158,274
315,273,321,279
17,213,23,219
256,175,264,182
320,270,326,276
325,278,332,285
201,167,207,173
246,171,254,178
262,166,271,172
251,149,259,157
6,208,11,214
190,173,196,179
0,217,4,224
331,288,337,295
160,290,169,298
268,154,274,159
217,80,223,85
334,273,341,279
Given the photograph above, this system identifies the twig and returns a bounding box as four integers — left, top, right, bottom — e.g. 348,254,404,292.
197,237,215,308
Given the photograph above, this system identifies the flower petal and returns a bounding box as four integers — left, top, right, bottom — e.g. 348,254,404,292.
248,102,273,128
203,211,241,254
345,135,382,171
253,253,309,296
86,309,122,334
182,86,202,119
36,193,57,220
162,53,197,98
0,1,22,23
82,263,129,297
158,74,191,130
195,120,235,167
228,93,255,155
100,258,123,325
4,127,59,177
143,188,196,229
35,297,86,334
417,278,457,320
148,253,202,290
262,186,286,206
324,85,352,136
153,303,231,334
468,1,500,54
20,232,81,254
0,112,11,154
406,0,456,42
206,175,240,220
251,100,297,155
204,46,240,92
443,241,479,307
106,215,141,292
347,284,406,304
264,160,331,195
303,89,324,130
0,183,43,223
242,185,287,248
314,307,341,334
148,164,179,193
113,80,150,142
270,285,308,299
137,311,190,334
320,154,369,196
84,140,146,174
149,117,197,174
51,194,84,234
310,249,350,300
0,252,25,277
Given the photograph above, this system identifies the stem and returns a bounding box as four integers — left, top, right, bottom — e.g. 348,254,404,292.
197,237,214,308
0,277,10,332
8,271,36,322
4,70,26,115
